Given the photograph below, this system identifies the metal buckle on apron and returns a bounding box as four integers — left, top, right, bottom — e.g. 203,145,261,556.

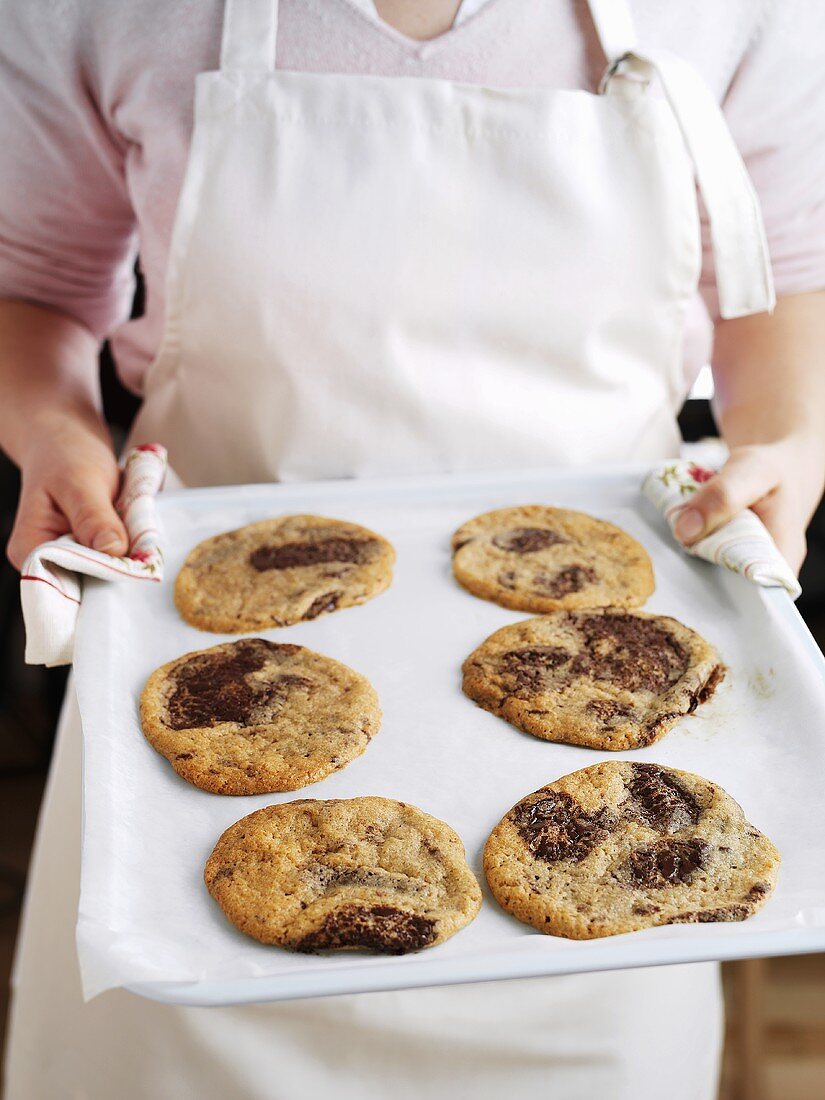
598,51,650,96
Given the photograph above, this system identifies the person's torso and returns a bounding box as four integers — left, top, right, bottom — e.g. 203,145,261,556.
121,0,772,483
102,0,766,395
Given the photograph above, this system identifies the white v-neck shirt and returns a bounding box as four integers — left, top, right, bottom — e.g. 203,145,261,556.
0,0,823,394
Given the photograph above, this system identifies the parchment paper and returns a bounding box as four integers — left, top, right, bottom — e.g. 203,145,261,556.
74,468,825,1002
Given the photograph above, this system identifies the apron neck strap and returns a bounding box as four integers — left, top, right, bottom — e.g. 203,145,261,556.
586,0,775,319
585,0,638,63
221,0,279,72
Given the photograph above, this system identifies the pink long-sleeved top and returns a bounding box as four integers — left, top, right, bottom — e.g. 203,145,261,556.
0,0,823,395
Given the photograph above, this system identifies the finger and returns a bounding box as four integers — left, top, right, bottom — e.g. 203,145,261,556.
673,449,778,546
751,495,807,575
6,486,72,570
52,470,129,556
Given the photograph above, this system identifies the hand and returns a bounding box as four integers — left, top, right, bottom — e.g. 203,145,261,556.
672,439,825,575
6,409,128,571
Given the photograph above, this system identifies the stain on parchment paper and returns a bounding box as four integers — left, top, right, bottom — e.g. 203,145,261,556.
748,669,775,700
664,667,774,745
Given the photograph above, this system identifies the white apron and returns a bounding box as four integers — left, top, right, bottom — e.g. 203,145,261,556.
5,0,773,1097
126,0,771,483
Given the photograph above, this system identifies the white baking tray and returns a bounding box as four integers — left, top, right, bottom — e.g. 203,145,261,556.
73,466,825,1005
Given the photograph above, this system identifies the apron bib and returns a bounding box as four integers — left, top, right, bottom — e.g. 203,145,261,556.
129,0,773,486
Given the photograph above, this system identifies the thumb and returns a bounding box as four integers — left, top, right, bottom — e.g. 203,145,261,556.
6,486,71,570
54,472,129,556
673,448,778,546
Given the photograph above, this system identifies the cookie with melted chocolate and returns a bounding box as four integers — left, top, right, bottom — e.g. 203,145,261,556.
462,609,725,750
205,797,482,952
175,514,395,632
451,505,654,612
140,638,381,794
484,761,779,939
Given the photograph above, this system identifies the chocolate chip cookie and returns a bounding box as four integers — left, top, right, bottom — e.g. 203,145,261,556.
140,638,381,794
463,609,724,751
205,797,482,952
175,515,395,632
484,761,779,939
451,505,654,612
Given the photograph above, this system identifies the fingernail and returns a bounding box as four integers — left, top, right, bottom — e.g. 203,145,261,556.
674,508,704,543
93,529,123,553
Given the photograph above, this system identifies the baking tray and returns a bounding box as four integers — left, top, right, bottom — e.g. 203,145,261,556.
73,466,825,1005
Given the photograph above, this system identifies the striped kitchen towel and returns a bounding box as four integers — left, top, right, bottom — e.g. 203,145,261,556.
20,444,167,666
643,460,801,599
